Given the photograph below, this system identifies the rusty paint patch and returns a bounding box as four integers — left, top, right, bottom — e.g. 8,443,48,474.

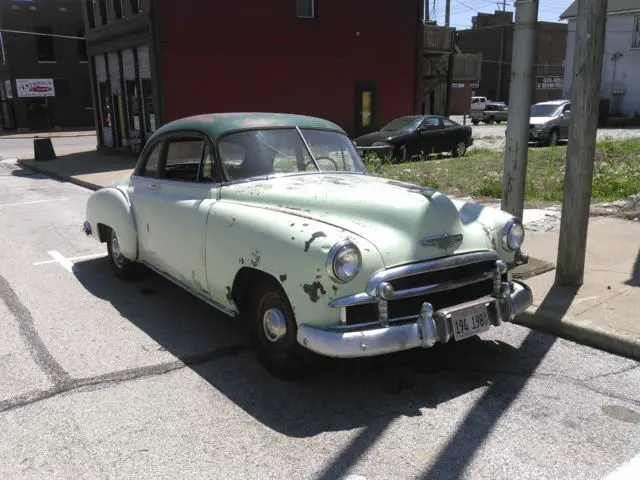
249,249,262,267
290,223,295,227
239,257,245,265
291,237,295,240
229,218,236,227
332,285,338,293
303,223,309,227
279,274,287,282
303,281,326,303
304,231,327,252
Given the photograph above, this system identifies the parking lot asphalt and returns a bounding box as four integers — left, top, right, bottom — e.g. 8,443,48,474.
1,158,639,479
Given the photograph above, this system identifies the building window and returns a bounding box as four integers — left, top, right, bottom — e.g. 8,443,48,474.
142,79,155,132
113,0,123,20
126,80,142,131
99,82,112,128
130,0,140,14
98,0,108,24
36,27,55,62
633,16,640,48
78,30,88,61
86,0,96,29
296,0,316,19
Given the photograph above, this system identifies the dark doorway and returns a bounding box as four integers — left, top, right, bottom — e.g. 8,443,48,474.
354,81,377,138
25,98,51,131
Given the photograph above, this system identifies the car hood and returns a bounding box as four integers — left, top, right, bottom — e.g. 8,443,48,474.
221,174,499,268
529,116,554,125
353,130,410,146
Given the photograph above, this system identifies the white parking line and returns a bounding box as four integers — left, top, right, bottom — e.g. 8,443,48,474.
33,251,107,268
602,452,640,480
0,197,70,208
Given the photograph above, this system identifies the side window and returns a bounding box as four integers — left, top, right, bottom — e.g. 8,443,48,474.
163,138,204,182
422,117,442,128
200,143,219,183
140,141,162,178
563,104,571,113
442,118,456,128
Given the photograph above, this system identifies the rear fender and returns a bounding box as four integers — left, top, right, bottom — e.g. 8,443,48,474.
86,187,138,260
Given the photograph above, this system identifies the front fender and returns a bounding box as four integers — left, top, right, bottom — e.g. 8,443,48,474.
206,203,385,329
86,187,138,260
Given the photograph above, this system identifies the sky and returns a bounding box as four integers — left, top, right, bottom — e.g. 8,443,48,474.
427,0,574,29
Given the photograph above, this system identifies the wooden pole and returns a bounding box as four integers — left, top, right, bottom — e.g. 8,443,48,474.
555,0,609,286
501,0,539,220
445,0,451,26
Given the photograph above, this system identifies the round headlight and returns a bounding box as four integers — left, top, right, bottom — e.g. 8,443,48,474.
327,241,362,283
503,219,525,251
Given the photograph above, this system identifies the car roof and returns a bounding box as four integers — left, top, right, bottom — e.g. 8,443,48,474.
535,100,570,106
148,112,346,142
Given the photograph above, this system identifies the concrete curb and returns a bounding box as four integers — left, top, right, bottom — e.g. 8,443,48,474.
16,159,102,192
515,310,640,361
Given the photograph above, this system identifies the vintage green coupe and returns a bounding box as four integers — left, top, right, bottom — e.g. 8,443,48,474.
83,113,533,378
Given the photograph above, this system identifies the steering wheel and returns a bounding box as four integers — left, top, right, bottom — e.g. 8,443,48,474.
304,156,339,171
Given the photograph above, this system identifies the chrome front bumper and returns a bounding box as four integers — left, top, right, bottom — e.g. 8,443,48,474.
297,281,533,358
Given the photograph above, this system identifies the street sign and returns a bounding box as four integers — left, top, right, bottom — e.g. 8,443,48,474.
536,76,563,90
16,78,55,98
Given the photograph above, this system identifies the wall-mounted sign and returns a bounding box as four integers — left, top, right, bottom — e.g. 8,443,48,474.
536,76,563,90
16,78,55,97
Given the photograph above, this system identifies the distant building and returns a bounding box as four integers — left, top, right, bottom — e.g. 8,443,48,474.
82,0,427,152
561,0,640,117
455,11,567,106
0,0,93,132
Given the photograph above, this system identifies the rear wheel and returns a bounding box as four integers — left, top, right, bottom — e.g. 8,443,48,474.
485,116,495,124
250,280,309,380
547,128,560,147
393,144,408,163
452,141,467,158
105,227,139,280
471,119,480,125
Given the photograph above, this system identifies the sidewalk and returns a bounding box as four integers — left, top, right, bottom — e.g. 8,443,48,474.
0,129,96,140
17,149,136,191
515,217,640,360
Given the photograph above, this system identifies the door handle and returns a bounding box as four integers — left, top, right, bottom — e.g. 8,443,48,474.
147,184,159,191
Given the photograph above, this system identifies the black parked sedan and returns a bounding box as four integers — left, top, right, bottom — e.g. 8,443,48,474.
353,115,473,162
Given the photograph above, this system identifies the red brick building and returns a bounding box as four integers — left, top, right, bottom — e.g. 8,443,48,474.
455,11,567,110
83,0,425,151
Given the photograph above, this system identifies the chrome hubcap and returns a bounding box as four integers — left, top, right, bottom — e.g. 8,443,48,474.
111,232,124,268
263,308,287,342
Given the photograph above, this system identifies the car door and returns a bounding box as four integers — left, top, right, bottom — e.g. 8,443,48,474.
441,117,461,151
417,116,446,154
130,131,220,295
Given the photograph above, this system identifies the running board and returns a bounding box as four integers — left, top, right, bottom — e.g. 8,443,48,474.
142,261,238,318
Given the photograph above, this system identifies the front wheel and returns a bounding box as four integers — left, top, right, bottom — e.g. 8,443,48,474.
392,144,408,163
547,129,560,147
106,227,139,280
452,141,467,158
250,280,309,380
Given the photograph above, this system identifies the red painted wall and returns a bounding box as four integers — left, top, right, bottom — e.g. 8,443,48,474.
155,0,421,136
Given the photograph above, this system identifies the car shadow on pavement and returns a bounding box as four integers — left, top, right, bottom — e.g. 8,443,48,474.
73,257,577,476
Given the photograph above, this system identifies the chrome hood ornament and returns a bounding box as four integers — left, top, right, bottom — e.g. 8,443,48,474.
421,233,464,249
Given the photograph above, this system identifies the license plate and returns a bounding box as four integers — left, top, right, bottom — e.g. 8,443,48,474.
451,305,491,341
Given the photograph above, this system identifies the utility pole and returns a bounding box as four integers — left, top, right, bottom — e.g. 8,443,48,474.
445,0,450,26
555,0,609,286
501,0,539,220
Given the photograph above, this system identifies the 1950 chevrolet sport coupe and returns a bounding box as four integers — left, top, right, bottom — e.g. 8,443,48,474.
83,113,533,378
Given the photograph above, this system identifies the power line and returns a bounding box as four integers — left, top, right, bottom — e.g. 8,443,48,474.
0,29,85,41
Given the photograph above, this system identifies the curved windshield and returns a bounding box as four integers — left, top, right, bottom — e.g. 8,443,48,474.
218,128,366,182
381,116,422,132
530,104,561,117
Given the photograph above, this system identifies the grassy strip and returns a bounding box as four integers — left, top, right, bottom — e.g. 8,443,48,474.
369,137,640,202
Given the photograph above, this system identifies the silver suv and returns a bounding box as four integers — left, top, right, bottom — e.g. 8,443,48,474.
528,100,571,146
